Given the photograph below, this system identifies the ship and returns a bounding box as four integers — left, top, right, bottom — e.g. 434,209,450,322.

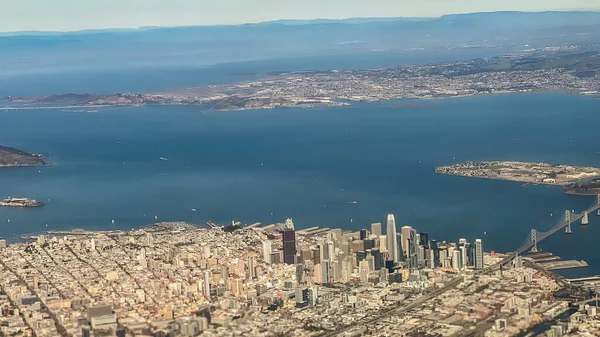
0,197,45,207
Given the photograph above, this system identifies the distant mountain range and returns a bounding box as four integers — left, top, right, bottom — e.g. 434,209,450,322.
1,11,599,37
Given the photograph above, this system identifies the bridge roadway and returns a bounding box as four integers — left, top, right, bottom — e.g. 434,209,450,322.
325,198,600,336
495,201,600,269
328,206,598,336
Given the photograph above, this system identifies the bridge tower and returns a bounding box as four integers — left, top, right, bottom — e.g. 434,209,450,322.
583,211,589,225
565,210,572,234
530,229,538,253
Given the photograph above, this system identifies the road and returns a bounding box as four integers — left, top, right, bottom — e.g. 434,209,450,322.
321,276,464,337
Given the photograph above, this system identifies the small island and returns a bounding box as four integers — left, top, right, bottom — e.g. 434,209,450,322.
0,197,45,207
0,145,50,168
436,161,600,195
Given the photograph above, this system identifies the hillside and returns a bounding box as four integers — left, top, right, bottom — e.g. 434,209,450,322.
0,146,49,167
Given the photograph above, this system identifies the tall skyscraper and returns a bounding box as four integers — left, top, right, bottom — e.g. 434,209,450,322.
427,249,435,269
419,232,429,248
203,270,211,299
379,235,387,252
460,245,468,270
282,229,297,265
359,260,370,283
386,214,398,263
221,266,229,289
372,247,384,270
466,243,475,267
401,226,414,256
371,223,382,238
360,229,368,240
475,239,484,269
322,259,331,285
247,253,257,279
452,250,461,271
263,240,272,264
296,263,304,283
430,240,440,267
327,241,335,262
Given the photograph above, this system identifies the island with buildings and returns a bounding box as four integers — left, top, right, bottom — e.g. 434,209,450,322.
0,145,50,168
0,197,45,208
436,161,600,195
1,49,600,112
0,215,598,337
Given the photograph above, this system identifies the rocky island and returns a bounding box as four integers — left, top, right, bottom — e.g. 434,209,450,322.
436,161,600,195
0,197,44,207
0,145,50,168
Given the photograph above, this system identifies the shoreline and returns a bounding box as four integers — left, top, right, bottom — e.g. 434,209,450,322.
0,90,598,113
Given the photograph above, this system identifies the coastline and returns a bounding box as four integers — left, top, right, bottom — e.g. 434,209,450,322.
1,90,599,113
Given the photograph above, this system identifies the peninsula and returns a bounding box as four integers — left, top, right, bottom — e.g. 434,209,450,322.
2,49,600,112
0,145,50,168
436,161,600,195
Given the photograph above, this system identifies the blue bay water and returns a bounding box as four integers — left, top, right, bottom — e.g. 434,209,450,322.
0,93,599,276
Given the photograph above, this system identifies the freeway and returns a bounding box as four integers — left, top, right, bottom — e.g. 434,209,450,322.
321,276,464,337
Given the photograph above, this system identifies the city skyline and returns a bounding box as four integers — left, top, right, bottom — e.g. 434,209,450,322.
1,0,599,32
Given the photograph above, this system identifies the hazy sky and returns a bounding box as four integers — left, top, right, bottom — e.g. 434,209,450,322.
2,0,600,32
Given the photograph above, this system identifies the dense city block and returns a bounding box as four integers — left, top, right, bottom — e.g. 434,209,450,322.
0,215,593,337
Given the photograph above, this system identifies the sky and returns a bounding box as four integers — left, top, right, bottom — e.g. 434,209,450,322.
2,0,600,32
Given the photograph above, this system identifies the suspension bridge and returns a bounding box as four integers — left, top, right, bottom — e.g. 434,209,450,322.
494,194,600,268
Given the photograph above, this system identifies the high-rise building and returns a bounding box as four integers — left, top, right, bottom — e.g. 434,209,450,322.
327,241,335,262
386,214,399,263
313,264,323,284
221,266,229,289
322,259,331,285
341,241,350,256
460,245,468,270
427,249,435,268
366,251,375,271
452,250,461,271
360,229,368,240
312,247,321,264
406,228,418,270
371,223,382,238
419,232,429,248
466,243,475,267
320,244,328,260
262,240,272,264
203,270,211,299
247,253,257,279
282,229,297,265
401,226,414,256
363,239,375,250
271,251,282,264
379,235,387,252
296,263,304,283
295,287,305,303
359,260,370,283
417,245,425,266
331,261,341,282
396,233,404,262
475,239,484,269
146,233,154,246
372,247,384,270
430,240,439,267
351,240,365,253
